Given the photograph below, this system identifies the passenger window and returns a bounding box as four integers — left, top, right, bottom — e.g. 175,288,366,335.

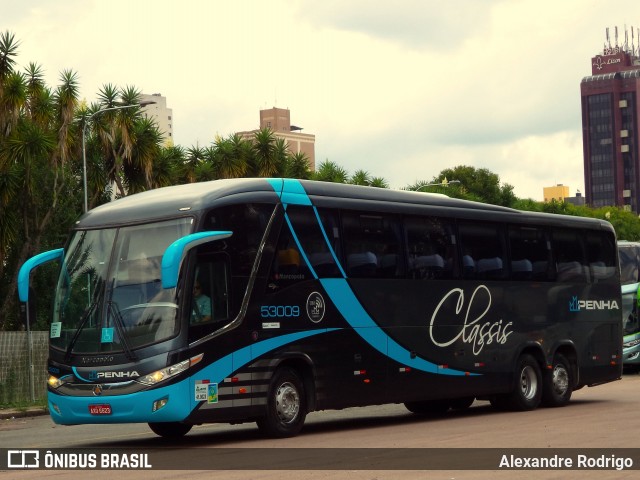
458,222,507,280
553,229,588,282
268,220,307,290
508,226,552,281
342,211,403,278
585,231,617,282
405,216,455,279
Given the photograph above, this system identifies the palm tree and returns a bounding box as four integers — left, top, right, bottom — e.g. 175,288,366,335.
0,37,80,327
213,134,247,179
123,116,163,194
272,137,289,177
350,169,371,186
284,151,311,179
252,127,278,177
88,84,149,198
181,145,206,183
312,160,348,183
369,177,389,188
153,145,183,187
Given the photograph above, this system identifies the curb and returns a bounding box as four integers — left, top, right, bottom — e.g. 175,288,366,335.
0,407,48,420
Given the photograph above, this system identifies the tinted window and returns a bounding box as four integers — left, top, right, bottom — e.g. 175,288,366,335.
553,229,588,282
204,204,273,277
457,222,507,280
585,231,617,282
405,216,455,279
618,243,640,285
342,211,403,278
508,226,552,281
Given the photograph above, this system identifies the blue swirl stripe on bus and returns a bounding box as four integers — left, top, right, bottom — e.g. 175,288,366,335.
52,329,335,424
320,278,472,376
266,178,474,377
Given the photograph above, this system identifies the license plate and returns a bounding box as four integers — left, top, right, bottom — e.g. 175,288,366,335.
89,404,112,415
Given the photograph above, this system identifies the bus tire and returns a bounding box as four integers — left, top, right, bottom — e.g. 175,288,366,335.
257,367,307,438
148,421,192,438
404,400,450,415
505,354,542,411
541,354,573,407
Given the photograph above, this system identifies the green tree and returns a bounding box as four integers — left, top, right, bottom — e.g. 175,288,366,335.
251,127,278,177
213,134,248,179
0,31,81,328
312,160,348,183
369,177,389,188
284,151,311,179
350,169,371,186
408,165,516,206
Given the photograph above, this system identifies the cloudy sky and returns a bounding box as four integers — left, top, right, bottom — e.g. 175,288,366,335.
6,0,640,199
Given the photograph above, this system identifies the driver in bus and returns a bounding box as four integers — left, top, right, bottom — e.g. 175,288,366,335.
191,281,212,323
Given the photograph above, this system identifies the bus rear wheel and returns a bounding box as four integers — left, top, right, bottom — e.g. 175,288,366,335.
148,421,192,438
541,354,573,407
257,367,307,438
492,354,542,411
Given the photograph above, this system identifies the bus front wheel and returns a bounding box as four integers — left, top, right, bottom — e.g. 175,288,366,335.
257,367,307,438
541,354,573,407
148,421,192,438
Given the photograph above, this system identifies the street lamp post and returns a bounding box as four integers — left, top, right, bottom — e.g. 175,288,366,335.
416,177,461,191
81,101,155,212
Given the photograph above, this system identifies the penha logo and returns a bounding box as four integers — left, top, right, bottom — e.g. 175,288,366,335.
89,370,139,380
569,295,619,312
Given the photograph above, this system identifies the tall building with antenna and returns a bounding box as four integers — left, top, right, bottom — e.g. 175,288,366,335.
581,26,640,211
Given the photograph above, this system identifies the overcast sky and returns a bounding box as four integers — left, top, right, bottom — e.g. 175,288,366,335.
6,0,640,199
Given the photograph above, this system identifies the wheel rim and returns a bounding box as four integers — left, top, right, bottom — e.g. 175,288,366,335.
275,381,300,424
519,365,538,400
552,365,569,396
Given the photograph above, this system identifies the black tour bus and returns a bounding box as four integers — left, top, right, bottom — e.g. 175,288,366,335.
18,178,622,438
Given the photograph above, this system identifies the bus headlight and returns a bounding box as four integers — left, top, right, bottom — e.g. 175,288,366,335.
623,338,640,349
48,375,73,389
138,359,190,386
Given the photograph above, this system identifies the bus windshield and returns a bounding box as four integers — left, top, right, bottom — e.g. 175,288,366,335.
618,242,640,336
51,217,193,355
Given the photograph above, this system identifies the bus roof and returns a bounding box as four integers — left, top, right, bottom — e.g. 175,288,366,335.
75,178,613,232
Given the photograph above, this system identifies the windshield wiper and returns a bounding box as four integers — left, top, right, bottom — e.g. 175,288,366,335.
106,300,137,362
64,299,99,362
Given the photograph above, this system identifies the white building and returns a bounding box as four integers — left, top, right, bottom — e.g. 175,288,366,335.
141,93,173,145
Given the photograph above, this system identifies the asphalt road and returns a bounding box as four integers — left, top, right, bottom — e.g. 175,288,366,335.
2,372,640,479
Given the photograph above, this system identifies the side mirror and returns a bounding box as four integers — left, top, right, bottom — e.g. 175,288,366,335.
161,231,232,289
18,249,64,302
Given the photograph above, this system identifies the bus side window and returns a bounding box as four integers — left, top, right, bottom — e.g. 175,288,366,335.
585,231,617,282
267,217,307,290
457,221,507,280
553,229,588,283
508,226,552,281
342,211,403,279
287,206,343,279
405,216,455,280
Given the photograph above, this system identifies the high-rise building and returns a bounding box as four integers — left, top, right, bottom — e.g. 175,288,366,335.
238,107,316,170
140,93,173,145
581,26,640,211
